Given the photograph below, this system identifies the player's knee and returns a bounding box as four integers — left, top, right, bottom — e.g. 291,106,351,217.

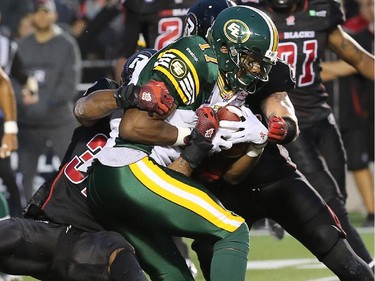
108,240,136,268
214,223,250,256
55,231,134,281
310,224,345,259
108,242,147,281
0,218,24,241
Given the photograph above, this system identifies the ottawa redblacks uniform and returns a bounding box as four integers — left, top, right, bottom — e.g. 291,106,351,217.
120,0,196,58
263,0,345,126
31,118,111,231
184,1,373,279
0,79,147,281
193,53,374,281
236,0,374,266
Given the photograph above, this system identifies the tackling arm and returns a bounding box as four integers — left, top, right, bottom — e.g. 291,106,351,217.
74,89,118,127
74,79,175,127
328,25,374,80
119,108,178,145
261,91,299,144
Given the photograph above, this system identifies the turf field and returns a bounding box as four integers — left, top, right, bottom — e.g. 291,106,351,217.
22,221,374,281
187,228,374,281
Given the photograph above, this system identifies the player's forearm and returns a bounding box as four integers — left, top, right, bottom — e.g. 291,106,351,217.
329,26,375,80
74,89,118,126
355,54,375,80
262,92,297,122
0,73,17,123
119,109,178,145
320,60,357,82
223,153,260,185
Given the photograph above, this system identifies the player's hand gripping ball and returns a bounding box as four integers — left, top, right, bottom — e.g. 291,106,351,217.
217,105,249,158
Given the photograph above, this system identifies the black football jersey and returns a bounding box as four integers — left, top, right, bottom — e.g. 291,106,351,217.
40,119,111,232
239,0,345,127
242,58,297,187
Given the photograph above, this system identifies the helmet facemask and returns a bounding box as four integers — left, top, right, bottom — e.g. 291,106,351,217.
217,44,276,92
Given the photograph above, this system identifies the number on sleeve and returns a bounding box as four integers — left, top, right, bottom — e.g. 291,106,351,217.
64,134,108,184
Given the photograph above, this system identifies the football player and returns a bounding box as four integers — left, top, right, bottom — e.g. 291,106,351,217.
181,1,374,280
84,6,281,281
236,0,375,268
0,49,174,280
115,0,196,81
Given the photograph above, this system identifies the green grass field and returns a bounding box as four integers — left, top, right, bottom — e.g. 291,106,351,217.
22,214,374,281
200,230,373,281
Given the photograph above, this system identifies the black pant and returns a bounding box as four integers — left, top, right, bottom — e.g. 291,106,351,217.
0,124,24,217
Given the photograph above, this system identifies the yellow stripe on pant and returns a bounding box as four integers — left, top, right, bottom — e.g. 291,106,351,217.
129,157,244,233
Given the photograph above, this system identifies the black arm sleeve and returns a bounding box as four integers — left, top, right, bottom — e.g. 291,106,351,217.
10,52,28,85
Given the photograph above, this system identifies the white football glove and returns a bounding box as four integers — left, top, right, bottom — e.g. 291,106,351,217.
211,127,233,153
219,105,268,146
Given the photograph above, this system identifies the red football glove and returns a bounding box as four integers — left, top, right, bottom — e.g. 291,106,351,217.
115,80,175,116
137,80,174,116
181,107,219,168
194,106,219,141
267,116,288,143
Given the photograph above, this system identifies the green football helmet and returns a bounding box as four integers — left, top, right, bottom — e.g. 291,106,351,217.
207,5,279,91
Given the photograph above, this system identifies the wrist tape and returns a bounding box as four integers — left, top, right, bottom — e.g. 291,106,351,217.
173,127,191,146
4,121,18,134
280,117,298,144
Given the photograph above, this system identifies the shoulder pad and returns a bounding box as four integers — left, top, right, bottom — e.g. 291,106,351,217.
308,0,345,26
255,59,296,97
82,78,119,97
150,36,218,106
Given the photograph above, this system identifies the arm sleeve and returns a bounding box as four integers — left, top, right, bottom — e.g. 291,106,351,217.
9,52,28,85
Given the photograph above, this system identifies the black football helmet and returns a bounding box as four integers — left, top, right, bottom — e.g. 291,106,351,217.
83,78,119,97
183,0,236,38
264,0,303,12
121,48,157,85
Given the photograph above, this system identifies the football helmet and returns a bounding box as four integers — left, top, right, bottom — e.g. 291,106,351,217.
121,48,157,85
183,0,236,38
207,6,279,91
265,0,302,12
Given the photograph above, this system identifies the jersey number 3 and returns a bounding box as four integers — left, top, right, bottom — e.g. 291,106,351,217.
64,134,108,184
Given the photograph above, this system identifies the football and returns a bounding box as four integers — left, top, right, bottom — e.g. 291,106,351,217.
217,106,249,158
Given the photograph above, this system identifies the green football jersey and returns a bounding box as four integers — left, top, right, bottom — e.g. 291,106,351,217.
115,35,219,153
137,35,219,111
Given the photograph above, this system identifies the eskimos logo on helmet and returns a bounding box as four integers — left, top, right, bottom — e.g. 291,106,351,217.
223,20,250,43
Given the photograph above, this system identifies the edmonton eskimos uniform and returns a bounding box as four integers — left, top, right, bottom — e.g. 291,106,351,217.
238,0,374,266
87,35,250,281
